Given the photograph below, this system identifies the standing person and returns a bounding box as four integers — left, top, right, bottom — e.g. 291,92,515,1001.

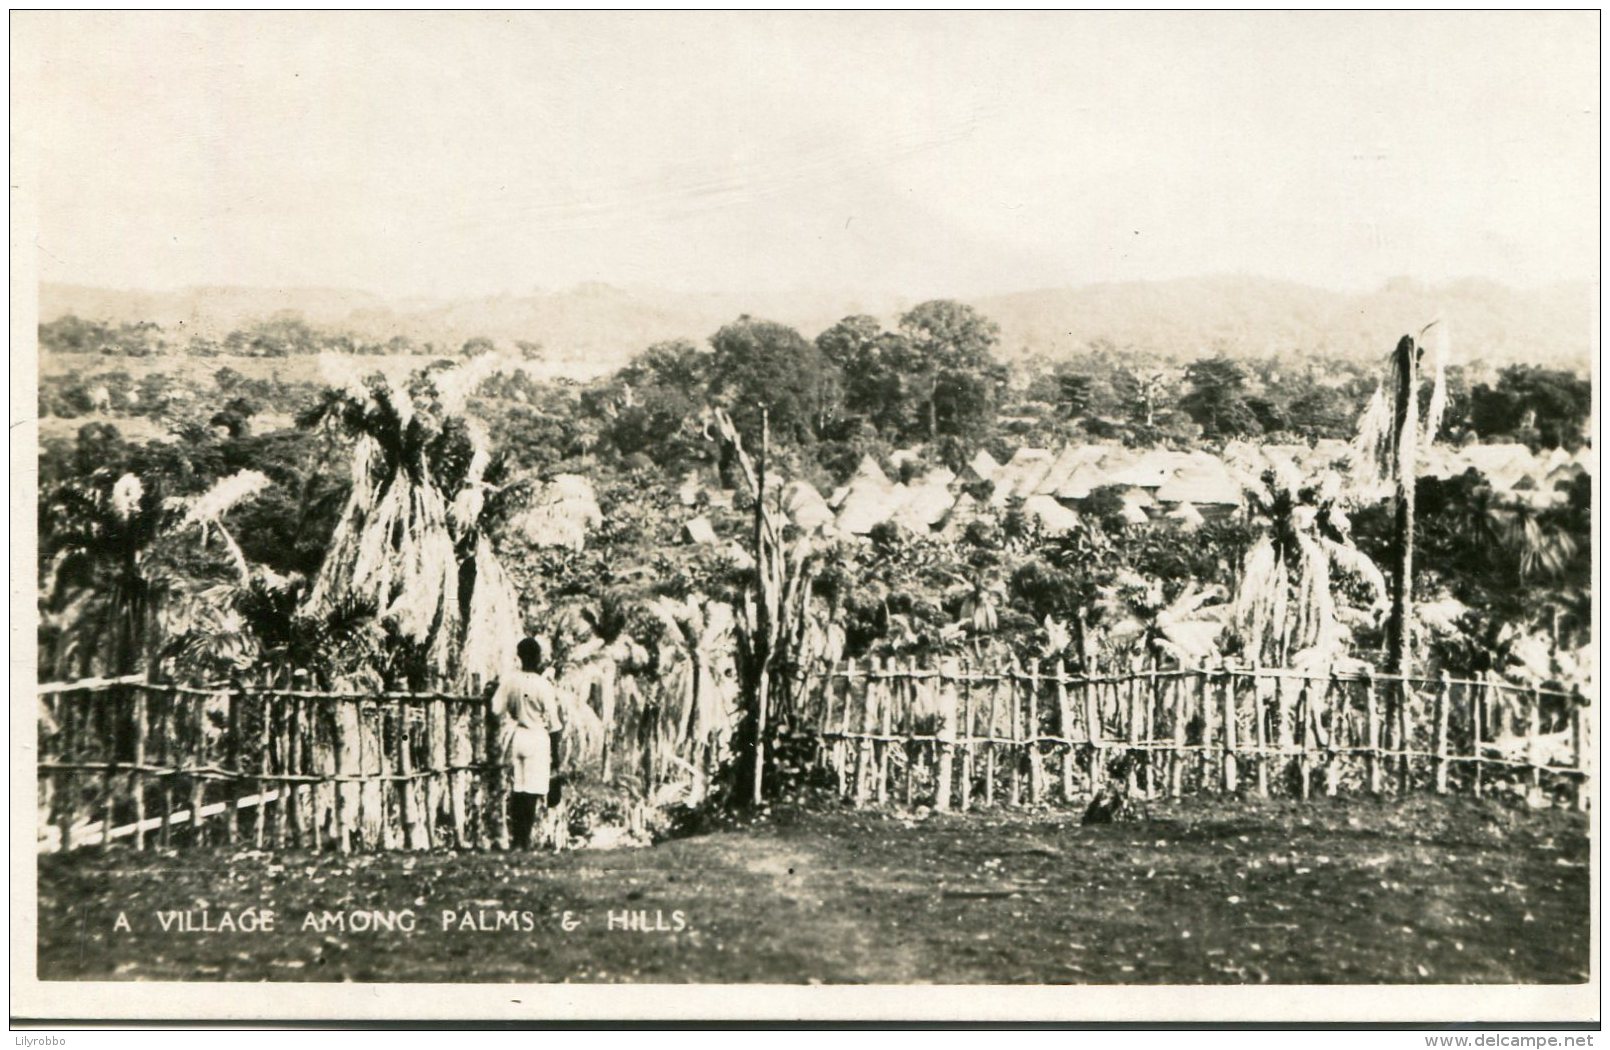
496,637,566,849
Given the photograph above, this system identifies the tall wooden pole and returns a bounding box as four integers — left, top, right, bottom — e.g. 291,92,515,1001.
751,406,770,807
1387,334,1419,742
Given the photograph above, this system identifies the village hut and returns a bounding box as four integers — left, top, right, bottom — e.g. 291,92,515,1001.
938,492,984,540
1155,461,1243,518
1055,462,1109,502
1165,501,1206,530
835,475,903,535
1118,501,1151,526
1022,494,1080,534
852,454,891,487
782,480,835,533
1105,449,1184,491
681,515,718,545
891,479,958,533
990,448,1054,505
959,448,1001,485
1458,443,1535,491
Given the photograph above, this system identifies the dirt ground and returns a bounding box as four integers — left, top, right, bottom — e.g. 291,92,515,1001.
36,795,1589,984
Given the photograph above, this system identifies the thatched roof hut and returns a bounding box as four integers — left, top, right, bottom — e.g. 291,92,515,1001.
1022,494,1079,533
990,448,1054,505
960,449,1001,484
782,480,835,533
682,515,718,545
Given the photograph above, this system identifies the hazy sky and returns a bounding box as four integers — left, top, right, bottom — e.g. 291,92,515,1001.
14,11,1600,300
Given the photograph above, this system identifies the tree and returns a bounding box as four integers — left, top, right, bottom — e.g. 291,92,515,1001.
1234,475,1387,669
897,300,1005,440
297,364,528,686
1469,365,1591,450
210,396,259,439
817,316,913,437
1097,572,1228,668
709,316,839,445
606,339,712,467
1181,356,1262,440
1056,373,1097,420
1353,328,1448,685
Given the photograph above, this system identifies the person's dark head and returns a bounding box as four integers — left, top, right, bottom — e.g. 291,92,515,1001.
516,636,547,673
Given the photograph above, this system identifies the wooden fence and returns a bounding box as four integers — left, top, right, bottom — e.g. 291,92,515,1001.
36,661,1591,854
37,669,508,854
803,661,1592,813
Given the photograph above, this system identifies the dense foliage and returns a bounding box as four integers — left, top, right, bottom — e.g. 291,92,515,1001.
38,301,1591,709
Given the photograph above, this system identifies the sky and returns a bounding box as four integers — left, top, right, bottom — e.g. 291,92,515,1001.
13,11,1600,301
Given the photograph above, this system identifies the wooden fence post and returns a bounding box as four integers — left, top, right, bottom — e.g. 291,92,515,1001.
836,659,854,800
273,670,290,849
1365,670,1381,795
901,668,918,809
1397,677,1412,795
1170,671,1188,799
223,684,239,846
1527,685,1543,801
1472,671,1485,800
879,661,895,804
1434,671,1451,795
132,685,149,850
55,692,74,853
398,693,421,849
934,660,955,812
1198,666,1215,791
190,686,207,847
1252,665,1269,798
1324,675,1342,797
984,669,998,807
100,686,118,849
1056,659,1074,804
1027,662,1043,805
488,678,511,850
1084,672,1103,794
959,663,975,813
1125,668,1141,798
1296,678,1311,802
1007,663,1022,807
288,685,306,848
854,661,874,807
1572,702,1588,812
1221,667,1238,793
256,673,272,848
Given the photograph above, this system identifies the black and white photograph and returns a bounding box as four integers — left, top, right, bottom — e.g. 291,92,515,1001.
9,10,1598,1025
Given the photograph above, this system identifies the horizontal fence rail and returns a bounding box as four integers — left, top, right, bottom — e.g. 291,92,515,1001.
36,662,1591,854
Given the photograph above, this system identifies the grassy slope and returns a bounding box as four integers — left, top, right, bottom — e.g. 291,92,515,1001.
37,796,1588,984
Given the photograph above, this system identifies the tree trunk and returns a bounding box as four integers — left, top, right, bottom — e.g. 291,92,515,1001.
1387,334,1418,688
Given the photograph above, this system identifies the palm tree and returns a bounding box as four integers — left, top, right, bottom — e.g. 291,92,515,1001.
642,594,739,802
40,468,275,681
560,594,649,780
40,472,166,679
1098,572,1228,669
1498,503,1579,585
298,365,525,687
1234,474,1387,671
1352,324,1449,684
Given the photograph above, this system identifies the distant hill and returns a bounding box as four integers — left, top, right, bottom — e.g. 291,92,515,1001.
39,275,1594,373
973,276,1596,370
